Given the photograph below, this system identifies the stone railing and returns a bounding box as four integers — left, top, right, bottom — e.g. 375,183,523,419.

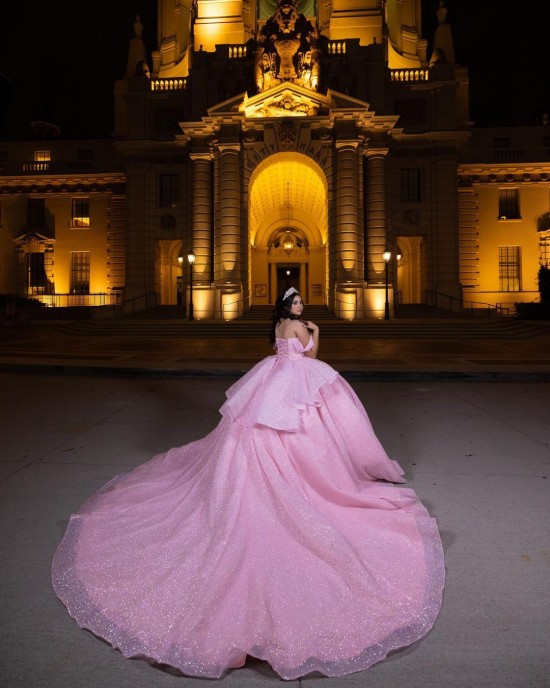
390,69,429,82
150,78,187,92
228,45,248,58
328,41,346,55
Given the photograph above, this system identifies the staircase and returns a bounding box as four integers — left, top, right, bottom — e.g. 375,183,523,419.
53,314,549,340
396,304,464,318
118,305,184,319
240,304,338,321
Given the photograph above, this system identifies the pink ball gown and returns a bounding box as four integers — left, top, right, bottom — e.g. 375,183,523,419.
51,336,445,680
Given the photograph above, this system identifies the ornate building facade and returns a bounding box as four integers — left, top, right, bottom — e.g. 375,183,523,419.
1,0,549,319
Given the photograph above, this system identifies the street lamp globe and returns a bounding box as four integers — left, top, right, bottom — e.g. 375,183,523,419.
187,250,196,321
383,250,391,320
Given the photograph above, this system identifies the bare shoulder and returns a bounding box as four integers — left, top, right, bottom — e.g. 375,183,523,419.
277,318,305,339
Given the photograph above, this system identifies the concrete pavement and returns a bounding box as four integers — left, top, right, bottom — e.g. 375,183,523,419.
1,317,550,379
1,316,549,687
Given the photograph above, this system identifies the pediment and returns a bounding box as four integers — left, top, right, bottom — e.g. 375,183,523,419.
240,82,331,118
14,231,53,246
206,83,374,121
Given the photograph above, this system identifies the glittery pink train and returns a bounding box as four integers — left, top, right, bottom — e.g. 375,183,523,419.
51,336,445,680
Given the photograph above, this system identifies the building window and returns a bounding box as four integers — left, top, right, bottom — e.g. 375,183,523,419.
158,174,179,208
27,198,46,228
71,198,90,228
70,251,90,294
34,150,51,162
541,234,550,267
498,188,520,220
400,168,422,203
27,252,47,294
499,246,521,292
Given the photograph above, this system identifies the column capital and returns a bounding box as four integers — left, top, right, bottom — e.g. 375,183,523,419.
363,147,389,160
189,151,213,162
335,140,360,152
216,142,241,154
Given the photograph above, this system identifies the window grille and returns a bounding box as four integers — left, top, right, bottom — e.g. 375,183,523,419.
499,246,521,291
498,188,520,219
400,168,422,203
71,198,90,228
70,251,90,294
27,252,47,294
158,174,179,208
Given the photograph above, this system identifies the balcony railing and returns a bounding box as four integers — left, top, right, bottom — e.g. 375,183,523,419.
33,292,123,308
390,69,429,83
150,78,187,92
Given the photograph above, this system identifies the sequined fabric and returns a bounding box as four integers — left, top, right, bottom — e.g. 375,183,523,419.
51,336,445,680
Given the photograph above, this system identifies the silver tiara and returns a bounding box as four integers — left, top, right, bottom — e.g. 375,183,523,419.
283,287,299,301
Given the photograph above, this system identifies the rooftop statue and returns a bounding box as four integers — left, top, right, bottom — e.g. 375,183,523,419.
254,0,322,92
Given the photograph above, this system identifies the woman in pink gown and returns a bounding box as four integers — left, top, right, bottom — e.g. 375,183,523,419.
51,287,445,680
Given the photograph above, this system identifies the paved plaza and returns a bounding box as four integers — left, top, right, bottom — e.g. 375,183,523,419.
1,318,549,687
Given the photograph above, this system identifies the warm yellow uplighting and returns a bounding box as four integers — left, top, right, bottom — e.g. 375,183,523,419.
193,0,246,52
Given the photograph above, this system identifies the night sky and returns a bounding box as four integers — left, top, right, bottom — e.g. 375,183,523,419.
1,0,548,140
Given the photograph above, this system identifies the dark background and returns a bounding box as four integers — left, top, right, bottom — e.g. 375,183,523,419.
1,0,548,139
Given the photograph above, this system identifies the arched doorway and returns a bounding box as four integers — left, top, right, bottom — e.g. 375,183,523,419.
396,235,424,304
158,239,185,306
248,152,327,304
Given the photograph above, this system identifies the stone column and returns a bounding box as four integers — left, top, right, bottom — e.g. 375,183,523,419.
217,143,241,278
365,147,389,283
364,147,390,318
189,152,212,283
335,140,360,281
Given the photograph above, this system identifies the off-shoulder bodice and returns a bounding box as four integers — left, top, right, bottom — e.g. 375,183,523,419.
275,336,314,361
219,334,338,431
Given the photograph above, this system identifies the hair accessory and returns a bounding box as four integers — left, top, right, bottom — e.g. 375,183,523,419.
283,287,299,301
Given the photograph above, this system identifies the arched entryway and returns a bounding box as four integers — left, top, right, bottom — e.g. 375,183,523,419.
396,235,424,304
248,152,328,304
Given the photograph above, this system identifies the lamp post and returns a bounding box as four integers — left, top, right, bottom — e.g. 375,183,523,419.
187,250,195,321
177,256,184,314
383,249,391,320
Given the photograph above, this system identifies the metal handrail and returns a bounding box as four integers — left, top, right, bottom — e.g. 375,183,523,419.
424,290,515,318
29,292,122,308
331,294,358,321
118,291,158,316
220,290,252,320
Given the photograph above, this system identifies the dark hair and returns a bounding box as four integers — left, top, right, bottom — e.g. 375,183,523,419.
268,290,304,345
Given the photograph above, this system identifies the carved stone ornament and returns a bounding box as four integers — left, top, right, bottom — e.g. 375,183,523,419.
403,209,420,226
243,129,260,142
315,127,331,140
245,89,318,118
160,214,177,235
279,120,297,149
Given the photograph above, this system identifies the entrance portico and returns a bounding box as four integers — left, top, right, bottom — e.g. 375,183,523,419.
180,84,399,319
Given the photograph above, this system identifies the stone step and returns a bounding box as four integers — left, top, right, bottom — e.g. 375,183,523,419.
54,317,548,339
240,305,338,320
